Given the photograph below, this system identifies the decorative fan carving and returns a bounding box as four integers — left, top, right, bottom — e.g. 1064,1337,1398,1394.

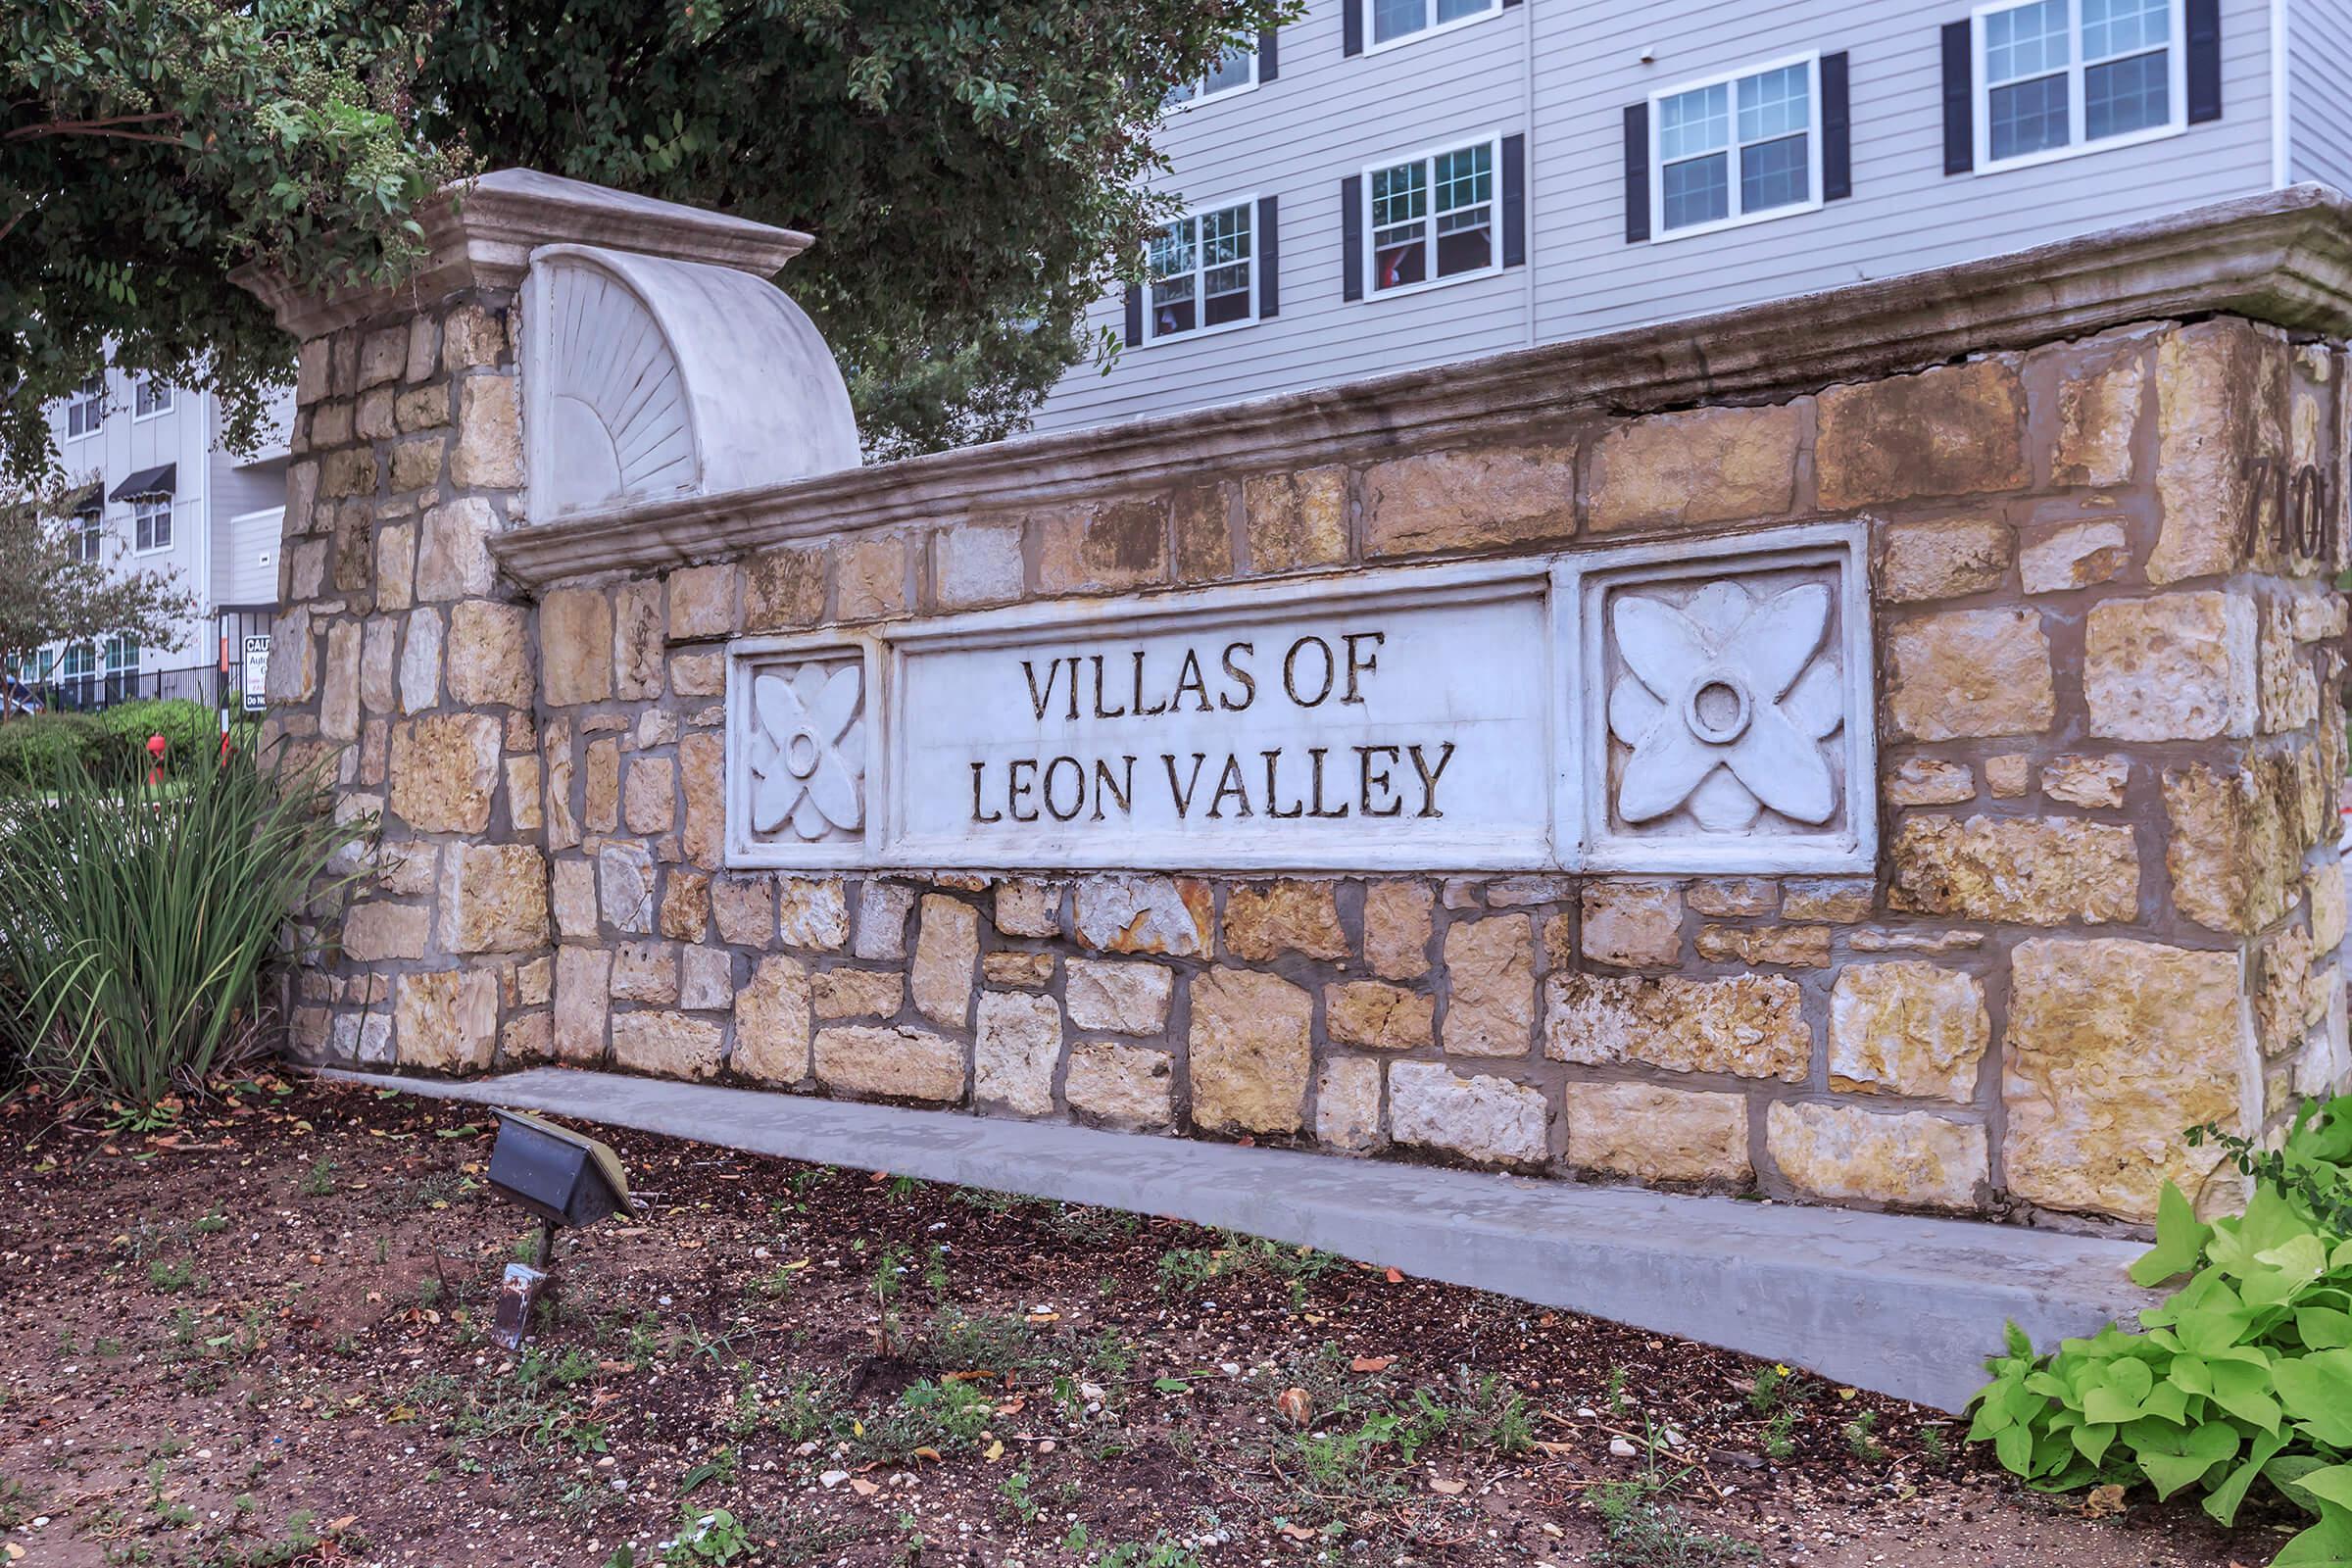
522,243,862,521
536,263,698,514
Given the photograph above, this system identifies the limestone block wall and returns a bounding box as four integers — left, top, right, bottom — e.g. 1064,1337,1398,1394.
253,181,2352,1232
264,292,550,1070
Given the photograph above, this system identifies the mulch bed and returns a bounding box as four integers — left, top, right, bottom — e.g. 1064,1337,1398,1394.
0,1076,2278,1567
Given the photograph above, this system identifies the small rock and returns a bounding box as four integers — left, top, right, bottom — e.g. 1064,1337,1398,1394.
1608,1438,1639,1458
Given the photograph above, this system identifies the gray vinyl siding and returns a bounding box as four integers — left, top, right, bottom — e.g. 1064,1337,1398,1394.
1537,0,2276,342
1029,0,2281,436
207,450,285,610
1042,0,1537,432
2288,0,2352,191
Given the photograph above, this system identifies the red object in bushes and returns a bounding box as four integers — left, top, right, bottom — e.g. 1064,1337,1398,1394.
146,733,167,787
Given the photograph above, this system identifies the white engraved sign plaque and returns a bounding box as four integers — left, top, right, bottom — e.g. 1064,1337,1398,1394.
889,568,1555,871
725,523,1872,873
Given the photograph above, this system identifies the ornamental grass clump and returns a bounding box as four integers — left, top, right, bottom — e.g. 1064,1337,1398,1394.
0,746,364,1108
1971,1095,2352,1565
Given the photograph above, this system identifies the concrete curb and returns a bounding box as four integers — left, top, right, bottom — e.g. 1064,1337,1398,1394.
319,1065,2159,1411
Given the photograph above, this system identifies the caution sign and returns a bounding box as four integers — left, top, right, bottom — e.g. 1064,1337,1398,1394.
241,635,270,711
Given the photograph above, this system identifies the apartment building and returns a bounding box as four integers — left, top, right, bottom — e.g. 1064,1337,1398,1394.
1034,0,2352,433
35,368,289,707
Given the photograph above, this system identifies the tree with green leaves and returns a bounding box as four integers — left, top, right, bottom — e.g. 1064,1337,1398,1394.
4,1,463,481
0,478,196,708
5,0,1284,480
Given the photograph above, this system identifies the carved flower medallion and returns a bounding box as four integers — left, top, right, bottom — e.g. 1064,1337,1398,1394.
1606,578,1844,833
749,662,865,841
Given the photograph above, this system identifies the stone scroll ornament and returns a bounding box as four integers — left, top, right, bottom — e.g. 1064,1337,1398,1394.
748,662,866,842
1606,579,1843,832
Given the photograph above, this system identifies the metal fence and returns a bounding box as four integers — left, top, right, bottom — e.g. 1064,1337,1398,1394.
8,609,278,721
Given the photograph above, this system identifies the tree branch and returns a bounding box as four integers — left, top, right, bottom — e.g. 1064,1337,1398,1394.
4,112,179,141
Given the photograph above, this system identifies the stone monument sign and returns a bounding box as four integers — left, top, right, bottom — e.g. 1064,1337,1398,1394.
238,171,2352,1233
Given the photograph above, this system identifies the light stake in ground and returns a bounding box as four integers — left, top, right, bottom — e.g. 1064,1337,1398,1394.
481,1108,638,1349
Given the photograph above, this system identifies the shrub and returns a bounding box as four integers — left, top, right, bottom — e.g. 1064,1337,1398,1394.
88,700,218,779
0,744,367,1108
1970,1095,2352,1565
0,712,101,792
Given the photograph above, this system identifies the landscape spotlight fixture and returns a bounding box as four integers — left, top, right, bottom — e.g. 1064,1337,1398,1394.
483,1108,638,1348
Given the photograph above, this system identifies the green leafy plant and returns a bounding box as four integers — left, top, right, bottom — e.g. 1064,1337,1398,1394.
1970,1094,2352,1564
0,745,367,1106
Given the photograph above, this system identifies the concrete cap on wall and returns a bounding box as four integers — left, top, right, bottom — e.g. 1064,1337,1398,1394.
232,168,817,340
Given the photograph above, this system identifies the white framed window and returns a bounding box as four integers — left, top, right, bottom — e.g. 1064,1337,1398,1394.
59,643,95,679
65,376,105,440
1364,135,1500,297
1974,0,2183,172
1649,53,1823,239
134,497,172,553
104,636,138,676
133,377,173,419
1365,0,1500,53
1165,39,1257,108
71,510,102,564
1144,199,1256,342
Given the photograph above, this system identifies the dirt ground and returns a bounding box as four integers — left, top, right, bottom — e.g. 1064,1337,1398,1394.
0,1076,2284,1568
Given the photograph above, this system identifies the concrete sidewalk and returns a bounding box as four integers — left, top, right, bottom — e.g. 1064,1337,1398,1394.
319,1065,2157,1412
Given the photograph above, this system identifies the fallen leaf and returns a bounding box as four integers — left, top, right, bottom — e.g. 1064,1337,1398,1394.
1429,1478,1466,1495
983,1440,1004,1461
1278,1523,1318,1541
324,1516,358,1535
1275,1387,1312,1425
2081,1484,2127,1520
912,1446,943,1462
1384,1267,1404,1284
1349,1356,1395,1373
849,1478,880,1497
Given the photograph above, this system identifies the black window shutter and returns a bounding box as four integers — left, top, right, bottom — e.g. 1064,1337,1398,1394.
1344,0,1362,57
1258,27,1279,82
1123,285,1144,347
1500,133,1527,267
1821,51,1852,201
1257,196,1280,318
2186,0,2222,122
1502,0,1523,9
1341,175,1364,301
1622,104,1650,243
1941,21,1974,174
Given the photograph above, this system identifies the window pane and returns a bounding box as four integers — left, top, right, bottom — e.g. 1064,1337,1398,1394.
1200,205,1251,324
1371,162,1427,228
1150,219,1196,280
1433,144,1493,215
1151,279,1196,337
1985,0,2070,84
1371,0,1424,45
1434,0,1489,22
2085,48,2169,138
1657,82,1729,162
1374,236,1426,290
1662,151,1730,229
1740,133,1810,212
1989,73,2070,160
2083,0,2169,60
1434,206,1492,276
1738,63,1810,144
1162,77,1197,108
1200,42,1253,96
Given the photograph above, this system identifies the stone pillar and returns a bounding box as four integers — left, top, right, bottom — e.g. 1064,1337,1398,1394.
234,170,851,1075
